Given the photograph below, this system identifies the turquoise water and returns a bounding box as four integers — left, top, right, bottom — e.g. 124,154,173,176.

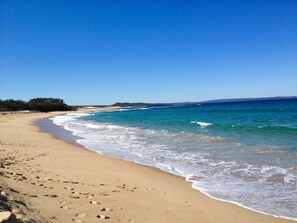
51,99,297,219
85,100,297,148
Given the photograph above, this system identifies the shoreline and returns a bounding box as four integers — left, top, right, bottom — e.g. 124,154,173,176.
40,112,297,222
0,109,295,223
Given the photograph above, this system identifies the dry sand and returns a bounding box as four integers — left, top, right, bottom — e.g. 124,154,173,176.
0,109,295,223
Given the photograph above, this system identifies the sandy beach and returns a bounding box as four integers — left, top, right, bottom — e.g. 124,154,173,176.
0,109,295,223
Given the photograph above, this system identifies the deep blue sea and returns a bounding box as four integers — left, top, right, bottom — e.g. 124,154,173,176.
51,99,297,220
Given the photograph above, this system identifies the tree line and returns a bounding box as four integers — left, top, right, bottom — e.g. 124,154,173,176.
0,98,73,112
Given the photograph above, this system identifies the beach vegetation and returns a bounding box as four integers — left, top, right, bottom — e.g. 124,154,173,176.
0,98,73,112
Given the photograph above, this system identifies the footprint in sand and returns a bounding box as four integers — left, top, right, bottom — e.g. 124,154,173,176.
101,208,113,212
71,181,79,184
64,187,74,190
44,194,58,198
69,195,80,199
82,192,93,195
97,214,110,219
90,201,100,205
28,194,38,198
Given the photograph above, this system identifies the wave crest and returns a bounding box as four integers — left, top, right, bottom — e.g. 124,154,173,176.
191,121,213,128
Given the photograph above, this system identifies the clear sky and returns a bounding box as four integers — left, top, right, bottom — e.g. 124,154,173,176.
1,0,296,105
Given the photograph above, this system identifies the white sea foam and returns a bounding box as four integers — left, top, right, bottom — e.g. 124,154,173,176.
86,123,102,129
116,107,153,112
66,113,91,117
50,113,297,220
284,174,296,184
191,121,213,128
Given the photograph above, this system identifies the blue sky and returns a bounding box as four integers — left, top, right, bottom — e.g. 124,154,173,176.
1,0,296,105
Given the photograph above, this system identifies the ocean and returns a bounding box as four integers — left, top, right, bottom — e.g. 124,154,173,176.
50,99,297,220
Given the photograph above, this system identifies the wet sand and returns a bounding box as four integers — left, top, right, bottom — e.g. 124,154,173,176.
0,109,295,223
